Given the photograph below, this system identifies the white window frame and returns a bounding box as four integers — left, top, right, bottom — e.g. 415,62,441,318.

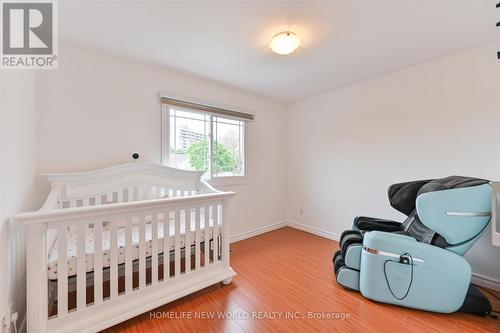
161,104,249,186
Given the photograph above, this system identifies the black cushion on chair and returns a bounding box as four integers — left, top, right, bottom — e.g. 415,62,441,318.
388,179,434,216
333,251,344,274
340,232,363,256
340,229,363,243
353,216,402,232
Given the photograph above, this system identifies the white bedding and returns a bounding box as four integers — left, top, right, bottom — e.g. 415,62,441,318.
47,213,216,279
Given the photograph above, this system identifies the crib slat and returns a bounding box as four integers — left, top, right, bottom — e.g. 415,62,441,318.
94,221,103,305
221,201,229,266
139,217,146,289
107,192,113,204
163,211,170,280
129,187,133,201
95,195,102,206
213,204,219,263
69,200,76,208
195,206,201,270
204,206,210,266
82,198,89,207
174,209,181,276
110,222,118,299
57,226,68,316
125,219,133,293
185,208,192,273
117,190,123,203
76,224,86,310
151,214,158,285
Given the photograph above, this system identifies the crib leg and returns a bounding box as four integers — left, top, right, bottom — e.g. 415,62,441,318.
220,199,234,287
25,223,48,333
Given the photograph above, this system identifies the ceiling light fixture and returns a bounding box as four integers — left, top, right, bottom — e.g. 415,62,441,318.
270,31,300,55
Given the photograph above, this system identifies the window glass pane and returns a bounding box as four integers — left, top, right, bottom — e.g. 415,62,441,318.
213,116,244,177
175,109,207,121
169,108,210,176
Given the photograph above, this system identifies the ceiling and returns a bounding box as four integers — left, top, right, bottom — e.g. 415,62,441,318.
61,1,500,103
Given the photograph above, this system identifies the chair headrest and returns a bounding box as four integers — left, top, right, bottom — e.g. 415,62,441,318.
388,176,489,216
417,176,489,196
388,179,434,216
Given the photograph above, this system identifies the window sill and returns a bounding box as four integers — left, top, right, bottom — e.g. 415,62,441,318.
208,176,250,187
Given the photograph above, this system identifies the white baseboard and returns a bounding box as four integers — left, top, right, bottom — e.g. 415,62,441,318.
472,272,500,291
233,220,500,292
229,221,287,243
285,221,341,241
230,221,341,243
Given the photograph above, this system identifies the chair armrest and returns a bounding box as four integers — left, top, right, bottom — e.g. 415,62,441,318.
353,216,401,232
360,231,471,313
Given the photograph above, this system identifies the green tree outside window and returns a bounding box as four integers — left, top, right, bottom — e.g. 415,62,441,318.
188,140,236,173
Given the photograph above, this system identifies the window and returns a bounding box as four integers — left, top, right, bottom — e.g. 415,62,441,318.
161,98,250,182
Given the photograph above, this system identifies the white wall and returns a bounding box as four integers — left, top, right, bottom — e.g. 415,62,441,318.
36,42,287,238
0,71,38,330
286,42,500,288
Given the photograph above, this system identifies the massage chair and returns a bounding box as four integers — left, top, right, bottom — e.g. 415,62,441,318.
333,176,493,314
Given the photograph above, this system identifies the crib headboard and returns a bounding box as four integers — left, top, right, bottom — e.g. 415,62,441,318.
42,163,207,209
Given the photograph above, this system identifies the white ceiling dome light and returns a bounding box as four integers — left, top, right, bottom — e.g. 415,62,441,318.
270,31,300,55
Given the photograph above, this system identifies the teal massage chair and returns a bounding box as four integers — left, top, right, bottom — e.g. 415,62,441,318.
333,176,493,315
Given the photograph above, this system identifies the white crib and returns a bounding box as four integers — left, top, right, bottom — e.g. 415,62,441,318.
13,163,236,333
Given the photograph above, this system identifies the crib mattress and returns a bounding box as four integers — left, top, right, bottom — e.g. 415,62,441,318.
47,213,217,280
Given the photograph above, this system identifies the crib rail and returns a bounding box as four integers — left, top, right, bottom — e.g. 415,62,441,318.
15,191,235,333
59,185,204,208
42,163,212,209
42,180,217,209
17,192,232,225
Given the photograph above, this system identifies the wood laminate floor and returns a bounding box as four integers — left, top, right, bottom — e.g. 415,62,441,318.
104,227,500,333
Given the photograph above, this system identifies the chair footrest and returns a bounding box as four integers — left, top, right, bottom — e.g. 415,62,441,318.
336,266,360,291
